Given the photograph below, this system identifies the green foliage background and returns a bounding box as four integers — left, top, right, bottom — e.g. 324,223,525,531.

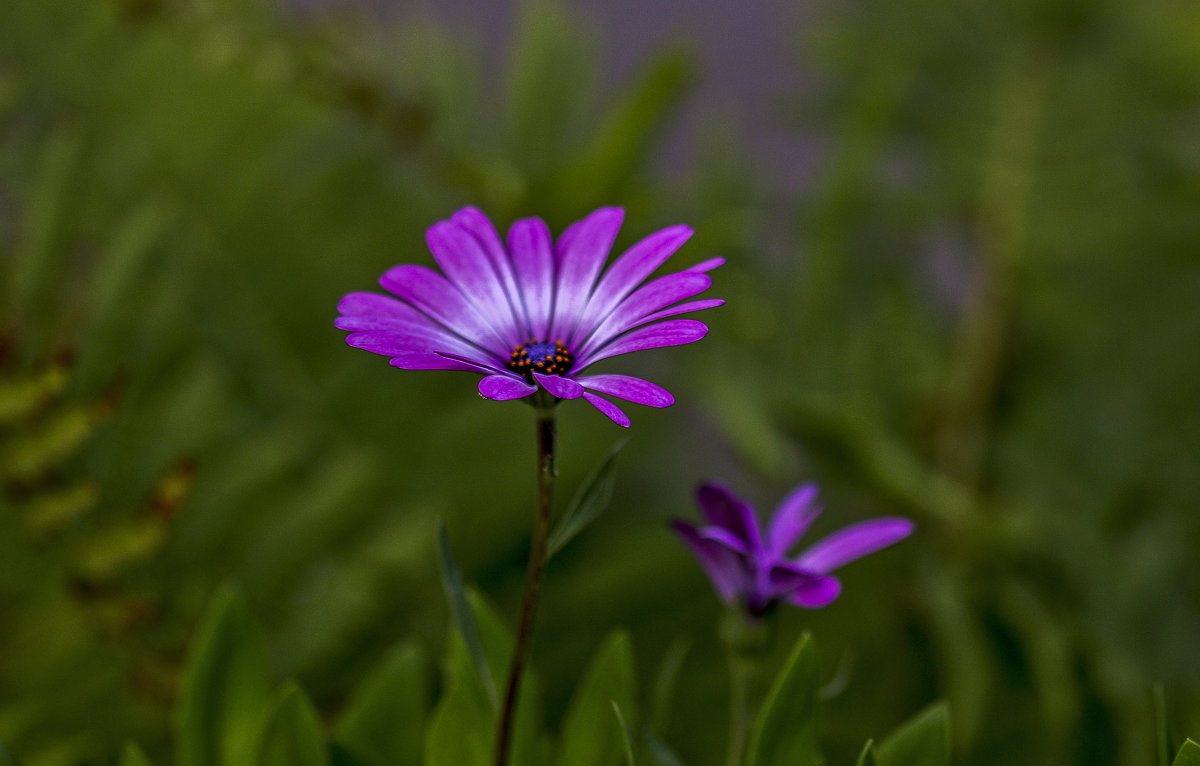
1,0,1198,764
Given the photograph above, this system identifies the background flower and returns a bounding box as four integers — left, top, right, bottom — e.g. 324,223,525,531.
673,482,914,616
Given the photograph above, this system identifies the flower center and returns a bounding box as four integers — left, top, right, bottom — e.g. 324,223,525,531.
506,338,574,382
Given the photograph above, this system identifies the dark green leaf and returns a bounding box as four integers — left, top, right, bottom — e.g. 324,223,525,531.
612,700,637,766
506,0,595,173
856,740,878,766
0,738,17,766
649,636,690,735
746,633,821,766
549,47,696,216
1174,739,1200,766
334,641,428,766
258,682,329,766
547,439,626,559
176,584,273,766
556,631,639,766
435,519,498,710
875,703,951,766
118,742,154,766
425,591,548,766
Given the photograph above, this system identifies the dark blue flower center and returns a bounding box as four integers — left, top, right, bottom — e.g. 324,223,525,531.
506,338,574,382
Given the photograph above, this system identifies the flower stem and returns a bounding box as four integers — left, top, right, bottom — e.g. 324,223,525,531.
494,408,557,766
725,654,753,766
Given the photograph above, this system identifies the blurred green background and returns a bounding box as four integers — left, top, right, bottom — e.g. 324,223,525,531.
2,0,1199,764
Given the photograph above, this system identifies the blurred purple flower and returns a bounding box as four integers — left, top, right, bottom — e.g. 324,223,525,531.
672,482,913,616
337,207,723,427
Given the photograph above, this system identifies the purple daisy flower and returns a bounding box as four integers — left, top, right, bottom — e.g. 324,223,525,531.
336,207,723,427
672,482,914,616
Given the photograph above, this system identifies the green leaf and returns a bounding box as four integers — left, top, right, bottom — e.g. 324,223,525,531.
435,519,498,710
425,591,548,766
875,703,951,766
118,742,154,766
506,0,595,172
334,641,429,766
176,583,273,766
649,636,690,735
856,740,878,766
1174,739,1200,766
0,738,17,766
611,700,637,766
258,682,329,766
556,631,639,766
547,439,626,559
746,633,821,766
549,46,696,216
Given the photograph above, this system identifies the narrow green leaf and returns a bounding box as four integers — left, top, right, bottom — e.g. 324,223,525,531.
856,740,878,766
649,637,690,735
611,700,637,766
556,631,639,766
118,742,154,766
435,519,498,710
506,0,595,171
334,641,428,766
642,732,684,766
875,703,951,766
746,634,821,766
547,439,626,558
258,682,329,766
549,47,695,215
176,584,273,766
1174,739,1200,766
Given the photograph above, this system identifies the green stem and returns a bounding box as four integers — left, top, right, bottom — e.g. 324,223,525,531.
725,654,753,766
494,408,557,766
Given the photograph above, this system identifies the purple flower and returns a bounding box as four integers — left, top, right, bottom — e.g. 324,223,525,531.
672,482,913,616
337,207,723,427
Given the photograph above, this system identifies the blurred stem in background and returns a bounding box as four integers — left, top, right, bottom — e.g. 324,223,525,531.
718,608,772,766
494,405,556,766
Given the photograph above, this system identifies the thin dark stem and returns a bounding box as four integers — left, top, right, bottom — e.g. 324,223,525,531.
494,409,556,766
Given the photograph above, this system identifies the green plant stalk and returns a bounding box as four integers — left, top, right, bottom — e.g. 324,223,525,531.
494,407,557,766
719,608,770,766
725,654,753,766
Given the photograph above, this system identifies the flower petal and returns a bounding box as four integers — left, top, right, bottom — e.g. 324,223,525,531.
388,353,488,372
767,484,822,556
787,575,842,608
671,519,748,603
695,483,763,553
507,217,555,340
533,372,584,399
581,392,630,427
686,257,725,273
794,518,915,574
427,220,521,345
576,319,709,369
636,298,725,326
337,291,415,317
550,207,624,340
479,374,538,401
451,207,529,336
574,224,693,341
380,265,507,351
577,374,673,408
578,272,712,357
344,332,493,369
